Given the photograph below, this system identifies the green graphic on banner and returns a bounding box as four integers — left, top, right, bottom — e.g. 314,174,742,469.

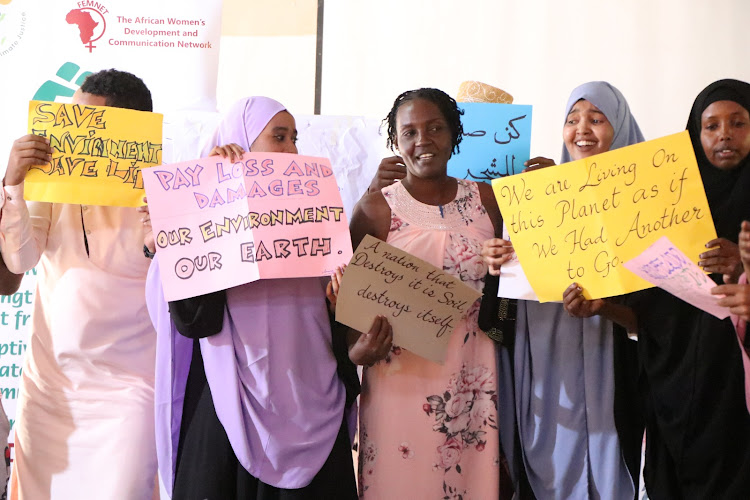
32,62,92,101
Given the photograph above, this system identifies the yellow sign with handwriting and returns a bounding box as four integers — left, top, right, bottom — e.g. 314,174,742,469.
25,100,163,207
491,131,716,302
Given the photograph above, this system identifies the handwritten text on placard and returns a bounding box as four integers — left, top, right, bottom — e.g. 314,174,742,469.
142,152,352,301
447,103,532,182
491,131,717,302
25,100,163,207
623,236,729,319
335,235,482,364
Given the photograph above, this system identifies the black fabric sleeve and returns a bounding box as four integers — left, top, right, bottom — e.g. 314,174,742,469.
329,312,361,409
477,272,517,347
168,290,227,339
611,321,645,492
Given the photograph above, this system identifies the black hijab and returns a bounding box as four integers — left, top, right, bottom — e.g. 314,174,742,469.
687,78,750,242
627,78,750,497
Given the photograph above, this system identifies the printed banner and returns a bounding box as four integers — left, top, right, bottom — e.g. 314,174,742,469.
447,103,532,182
143,152,352,301
0,0,223,461
25,100,163,206
624,236,729,319
0,0,222,166
335,235,482,364
492,131,717,302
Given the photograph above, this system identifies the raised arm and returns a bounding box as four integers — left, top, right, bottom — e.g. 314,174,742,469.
363,156,406,196
0,135,54,273
0,254,23,295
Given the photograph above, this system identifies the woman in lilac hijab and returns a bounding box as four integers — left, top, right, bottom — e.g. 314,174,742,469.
145,97,361,499
483,82,645,499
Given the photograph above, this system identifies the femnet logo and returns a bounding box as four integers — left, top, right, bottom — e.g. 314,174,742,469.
66,1,109,52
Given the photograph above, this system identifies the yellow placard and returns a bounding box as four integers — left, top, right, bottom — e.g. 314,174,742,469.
25,100,163,207
492,131,717,302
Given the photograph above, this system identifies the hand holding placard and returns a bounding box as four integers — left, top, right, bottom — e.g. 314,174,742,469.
335,235,482,364
491,131,717,302
142,151,352,301
623,236,729,319
25,100,163,207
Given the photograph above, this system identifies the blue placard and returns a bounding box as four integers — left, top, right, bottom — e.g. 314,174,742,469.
447,103,533,182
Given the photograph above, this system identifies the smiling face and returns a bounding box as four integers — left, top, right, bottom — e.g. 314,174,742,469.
563,99,615,161
700,100,750,170
394,98,453,180
250,110,298,154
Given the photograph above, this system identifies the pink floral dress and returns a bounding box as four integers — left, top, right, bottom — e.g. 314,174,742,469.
358,179,512,499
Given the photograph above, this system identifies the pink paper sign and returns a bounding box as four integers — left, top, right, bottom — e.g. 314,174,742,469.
623,236,729,319
142,152,353,301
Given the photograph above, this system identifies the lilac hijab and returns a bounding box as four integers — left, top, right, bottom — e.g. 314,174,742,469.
560,81,645,163
512,83,645,498
201,96,287,156
148,97,345,495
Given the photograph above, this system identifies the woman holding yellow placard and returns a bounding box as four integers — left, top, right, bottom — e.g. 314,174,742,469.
623,79,750,498
483,81,645,499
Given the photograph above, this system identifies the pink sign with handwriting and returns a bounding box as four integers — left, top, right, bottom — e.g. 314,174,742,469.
143,152,352,301
623,236,729,319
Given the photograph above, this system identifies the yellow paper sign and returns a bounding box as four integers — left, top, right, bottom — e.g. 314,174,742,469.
25,101,163,207
335,235,482,364
492,131,717,302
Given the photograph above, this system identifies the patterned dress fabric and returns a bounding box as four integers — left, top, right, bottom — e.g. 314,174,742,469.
358,179,511,499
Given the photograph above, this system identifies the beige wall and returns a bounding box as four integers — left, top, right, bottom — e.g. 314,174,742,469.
319,0,750,162
217,0,318,114
216,0,750,163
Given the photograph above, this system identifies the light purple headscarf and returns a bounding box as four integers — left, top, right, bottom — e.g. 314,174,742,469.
201,96,287,156
150,95,346,495
560,81,645,163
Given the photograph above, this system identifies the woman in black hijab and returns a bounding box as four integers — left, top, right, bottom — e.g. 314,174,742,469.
627,79,750,498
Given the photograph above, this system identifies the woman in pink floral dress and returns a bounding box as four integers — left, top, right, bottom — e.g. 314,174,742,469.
349,88,513,499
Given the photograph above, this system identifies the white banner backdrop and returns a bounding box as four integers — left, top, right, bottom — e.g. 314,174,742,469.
0,0,223,164
0,0,224,473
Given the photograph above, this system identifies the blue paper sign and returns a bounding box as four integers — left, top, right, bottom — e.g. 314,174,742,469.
447,103,533,182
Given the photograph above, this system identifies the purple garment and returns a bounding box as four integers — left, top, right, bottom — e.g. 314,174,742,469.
146,256,345,495
200,96,287,156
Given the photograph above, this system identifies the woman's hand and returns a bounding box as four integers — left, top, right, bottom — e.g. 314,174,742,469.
137,197,155,254
481,238,514,276
713,283,750,322
209,143,245,162
700,237,741,283
348,315,393,366
367,156,406,194
563,283,606,317
562,283,638,331
523,156,556,172
739,221,750,276
325,265,346,313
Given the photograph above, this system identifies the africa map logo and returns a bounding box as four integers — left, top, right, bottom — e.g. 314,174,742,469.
66,1,108,52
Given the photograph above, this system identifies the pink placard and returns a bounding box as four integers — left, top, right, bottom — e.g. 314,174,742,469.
142,152,352,301
623,236,729,319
